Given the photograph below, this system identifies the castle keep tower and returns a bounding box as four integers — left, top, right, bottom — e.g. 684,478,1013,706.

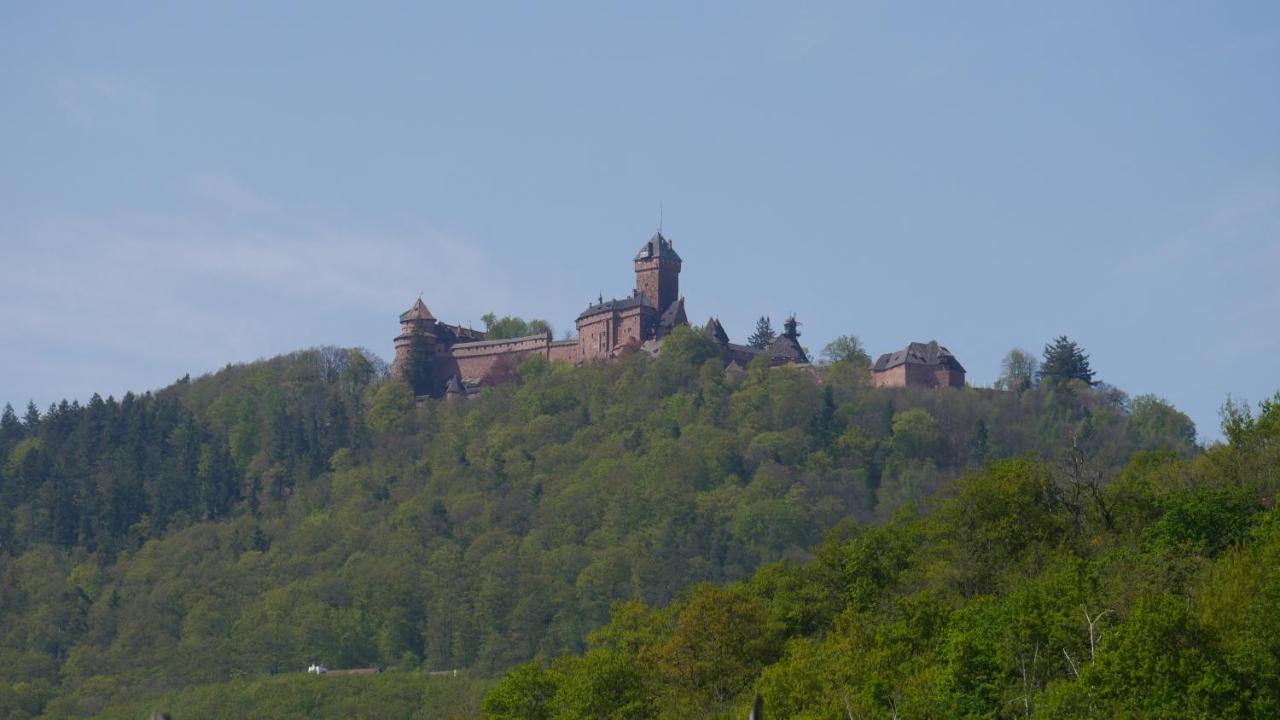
391,298,439,396
634,231,681,316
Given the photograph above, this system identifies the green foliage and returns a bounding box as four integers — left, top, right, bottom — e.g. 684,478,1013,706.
366,380,416,435
1038,335,1096,386
0,343,1231,718
482,313,553,339
480,389,1280,719
1128,394,1197,454
483,662,557,720
89,671,488,720
819,335,871,368
747,316,776,350
1143,487,1254,556
995,347,1038,392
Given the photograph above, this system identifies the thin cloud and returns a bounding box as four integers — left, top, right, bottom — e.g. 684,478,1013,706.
190,171,275,215
0,176,512,406
53,75,155,125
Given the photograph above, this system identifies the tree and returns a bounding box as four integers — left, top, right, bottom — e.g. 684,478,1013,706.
23,400,40,433
890,408,942,460
482,313,553,340
1037,336,1095,386
995,348,1039,391
747,317,776,350
483,661,558,720
0,403,22,444
820,335,871,368
365,381,416,435
654,587,782,713
1128,394,1197,454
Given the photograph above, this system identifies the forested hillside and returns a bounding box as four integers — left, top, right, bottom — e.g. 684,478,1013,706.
485,393,1280,719
0,328,1203,717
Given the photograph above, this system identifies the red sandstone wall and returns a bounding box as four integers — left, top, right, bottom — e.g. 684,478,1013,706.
577,315,612,362
618,312,644,346
548,341,577,364
438,335,554,386
871,364,965,389
906,364,941,388
870,365,907,388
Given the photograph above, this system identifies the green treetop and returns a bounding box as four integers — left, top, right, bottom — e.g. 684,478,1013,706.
1038,335,1096,386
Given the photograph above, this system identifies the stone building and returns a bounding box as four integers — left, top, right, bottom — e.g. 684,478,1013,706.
870,340,966,388
391,230,809,398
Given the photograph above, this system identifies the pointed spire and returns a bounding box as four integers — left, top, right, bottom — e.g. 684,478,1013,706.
400,297,435,322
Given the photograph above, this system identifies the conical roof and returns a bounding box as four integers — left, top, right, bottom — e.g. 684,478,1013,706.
399,298,435,322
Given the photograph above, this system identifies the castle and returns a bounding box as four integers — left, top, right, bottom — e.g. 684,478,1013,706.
391,230,963,398
390,231,809,398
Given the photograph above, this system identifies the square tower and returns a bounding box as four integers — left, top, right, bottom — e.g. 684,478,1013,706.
634,231,682,316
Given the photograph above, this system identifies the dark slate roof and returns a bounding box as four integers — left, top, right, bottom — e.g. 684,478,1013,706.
577,295,649,320
658,297,687,329
703,317,730,345
873,340,965,373
634,231,683,263
445,375,465,394
450,332,550,350
767,334,809,363
399,298,435,322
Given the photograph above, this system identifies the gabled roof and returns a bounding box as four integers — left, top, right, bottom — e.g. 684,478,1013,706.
634,231,682,263
445,375,465,395
399,298,435,322
703,317,730,345
658,297,687,330
873,340,965,373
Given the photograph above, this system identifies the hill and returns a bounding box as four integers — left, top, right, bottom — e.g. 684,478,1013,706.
0,327,1204,717
484,393,1280,719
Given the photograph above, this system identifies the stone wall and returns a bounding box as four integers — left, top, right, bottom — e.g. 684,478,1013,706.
634,257,680,315
871,363,965,388
870,364,908,388
438,334,555,386
548,340,578,364
576,314,613,362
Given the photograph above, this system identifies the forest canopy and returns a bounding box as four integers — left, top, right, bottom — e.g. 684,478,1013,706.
0,332,1241,719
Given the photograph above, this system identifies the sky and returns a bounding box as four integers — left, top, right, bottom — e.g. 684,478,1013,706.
1,2,1277,442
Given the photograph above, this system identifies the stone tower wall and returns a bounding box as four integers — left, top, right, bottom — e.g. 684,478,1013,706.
634,257,680,315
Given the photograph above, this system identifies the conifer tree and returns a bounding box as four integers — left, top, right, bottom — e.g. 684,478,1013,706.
22,400,40,433
1,403,21,443
747,316,776,349
1037,335,1096,386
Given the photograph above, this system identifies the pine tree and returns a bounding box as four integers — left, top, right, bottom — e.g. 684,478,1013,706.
1037,336,1096,386
747,316,776,349
23,400,40,433
1,403,22,443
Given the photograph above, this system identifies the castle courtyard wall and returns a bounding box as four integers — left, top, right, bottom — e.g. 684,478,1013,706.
440,335,555,385
548,340,577,364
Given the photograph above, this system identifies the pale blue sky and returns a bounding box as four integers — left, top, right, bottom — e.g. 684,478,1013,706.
2,3,1277,441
